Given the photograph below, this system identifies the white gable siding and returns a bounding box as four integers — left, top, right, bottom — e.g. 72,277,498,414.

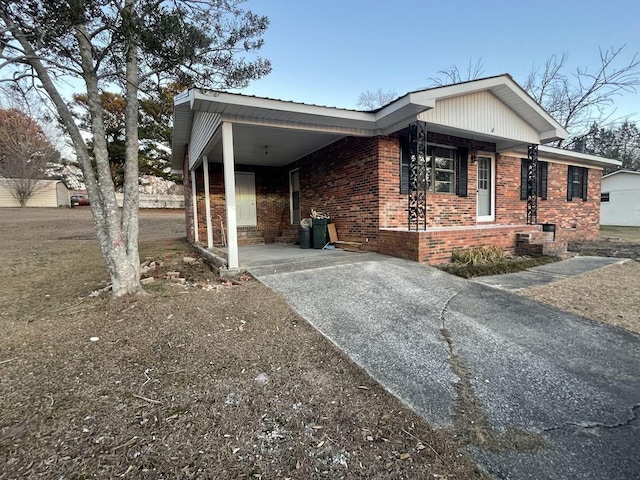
418,91,540,144
600,172,640,226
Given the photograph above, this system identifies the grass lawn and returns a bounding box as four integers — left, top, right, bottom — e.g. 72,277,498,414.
599,225,640,243
0,208,488,479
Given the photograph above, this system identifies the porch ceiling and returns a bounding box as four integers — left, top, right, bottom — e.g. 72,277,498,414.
203,123,345,167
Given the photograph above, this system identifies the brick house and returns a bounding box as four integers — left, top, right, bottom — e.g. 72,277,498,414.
172,75,620,268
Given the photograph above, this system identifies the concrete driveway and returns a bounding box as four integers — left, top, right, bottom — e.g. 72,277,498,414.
249,250,640,480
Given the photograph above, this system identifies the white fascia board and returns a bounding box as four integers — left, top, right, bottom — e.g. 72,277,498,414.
500,145,622,169
192,89,375,123
190,89,436,136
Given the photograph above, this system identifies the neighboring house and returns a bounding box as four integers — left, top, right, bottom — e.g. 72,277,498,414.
0,178,70,208
600,170,640,226
172,74,620,268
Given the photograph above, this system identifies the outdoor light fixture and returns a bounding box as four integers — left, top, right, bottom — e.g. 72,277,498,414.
264,145,269,156
470,140,478,163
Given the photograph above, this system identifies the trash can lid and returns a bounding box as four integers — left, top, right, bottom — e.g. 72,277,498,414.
299,218,312,229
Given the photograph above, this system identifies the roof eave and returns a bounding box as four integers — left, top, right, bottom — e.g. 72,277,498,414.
501,144,622,169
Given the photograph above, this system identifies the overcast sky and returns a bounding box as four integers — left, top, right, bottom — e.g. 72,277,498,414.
238,0,640,120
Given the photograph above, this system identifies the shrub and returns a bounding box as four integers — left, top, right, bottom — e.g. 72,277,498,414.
450,246,506,266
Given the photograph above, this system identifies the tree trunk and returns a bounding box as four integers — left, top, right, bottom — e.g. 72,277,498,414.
75,25,144,297
2,9,144,296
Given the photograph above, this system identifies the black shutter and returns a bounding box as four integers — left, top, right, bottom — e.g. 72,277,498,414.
582,168,588,201
520,158,527,200
567,166,574,201
456,147,468,197
539,161,548,200
400,137,409,194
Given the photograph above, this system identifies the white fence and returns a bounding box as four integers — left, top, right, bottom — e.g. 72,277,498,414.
116,193,184,209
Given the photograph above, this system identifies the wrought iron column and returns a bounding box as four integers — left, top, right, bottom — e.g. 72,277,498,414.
408,121,428,231
526,144,538,225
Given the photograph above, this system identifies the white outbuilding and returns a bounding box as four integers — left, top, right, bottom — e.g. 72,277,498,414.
600,170,640,226
0,178,70,207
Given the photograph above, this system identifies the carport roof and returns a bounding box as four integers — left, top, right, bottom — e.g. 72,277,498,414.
172,74,573,171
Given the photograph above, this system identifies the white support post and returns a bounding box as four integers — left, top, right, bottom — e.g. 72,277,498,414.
222,122,239,269
190,169,199,243
202,156,213,249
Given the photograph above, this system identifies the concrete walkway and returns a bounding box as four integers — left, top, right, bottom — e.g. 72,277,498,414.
248,252,640,480
472,255,628,291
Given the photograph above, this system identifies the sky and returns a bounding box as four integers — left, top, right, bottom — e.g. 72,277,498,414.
236,0,640,120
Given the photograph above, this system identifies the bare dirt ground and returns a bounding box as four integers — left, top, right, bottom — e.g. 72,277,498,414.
0,208,489,479
520,226,640,335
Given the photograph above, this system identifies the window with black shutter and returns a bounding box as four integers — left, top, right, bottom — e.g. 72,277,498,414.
520,159,548,200
400,136,410,194
399,139,465,196
567,166,588,201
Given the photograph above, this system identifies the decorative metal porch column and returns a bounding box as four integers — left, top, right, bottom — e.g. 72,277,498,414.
526,144,539,225
408,121,428,231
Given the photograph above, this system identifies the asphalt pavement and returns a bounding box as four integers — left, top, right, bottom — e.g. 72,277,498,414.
248,252,640,479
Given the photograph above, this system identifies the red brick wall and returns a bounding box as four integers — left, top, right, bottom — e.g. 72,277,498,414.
190,162,288,246
289,136,380,244
536,162,601,241
379,132,495,229
183,155,195,242
182,132,602,262
377,225,541,264
495,154,525,224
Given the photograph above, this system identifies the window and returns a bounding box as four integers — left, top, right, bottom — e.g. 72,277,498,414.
520,159,548,200
400,138,467,196
601,192,610,202
567,166,588,201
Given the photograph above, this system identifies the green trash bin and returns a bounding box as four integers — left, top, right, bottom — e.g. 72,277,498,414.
312,218,329,249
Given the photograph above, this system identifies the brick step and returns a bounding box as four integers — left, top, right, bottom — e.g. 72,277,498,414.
274,235,297,245
515,231,555,244
239,237,266,246
237,227,265,246
516,240,567,257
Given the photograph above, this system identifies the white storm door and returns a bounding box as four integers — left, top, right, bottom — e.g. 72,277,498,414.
476,155,495,221
235,172,257,227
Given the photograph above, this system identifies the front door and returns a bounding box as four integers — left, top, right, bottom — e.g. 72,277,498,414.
476,155,494,221
235,172,257,227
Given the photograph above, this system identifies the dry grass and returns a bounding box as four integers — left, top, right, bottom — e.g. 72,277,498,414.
520,260,640,335
0,208,488,479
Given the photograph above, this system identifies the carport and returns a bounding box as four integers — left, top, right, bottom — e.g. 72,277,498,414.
171,88,432,269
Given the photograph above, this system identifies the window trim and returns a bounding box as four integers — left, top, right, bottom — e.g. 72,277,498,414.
567,165,588,201
400,140,461,195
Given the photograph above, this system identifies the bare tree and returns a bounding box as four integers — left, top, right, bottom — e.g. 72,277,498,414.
428,57,485,86
0,108,60,206
357,88,398,110
524,46,640,148
0,1,270,296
